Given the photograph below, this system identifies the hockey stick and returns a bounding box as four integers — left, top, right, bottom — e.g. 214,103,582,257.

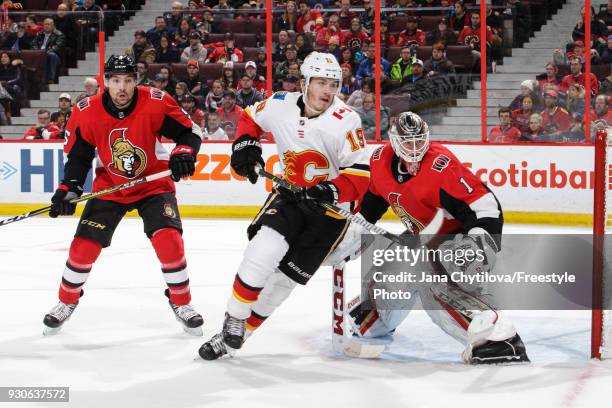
255,168,392,357
257,168,407,243
0,170,172,227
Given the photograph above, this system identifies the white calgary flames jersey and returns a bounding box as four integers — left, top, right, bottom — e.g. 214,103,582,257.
240,91,371,204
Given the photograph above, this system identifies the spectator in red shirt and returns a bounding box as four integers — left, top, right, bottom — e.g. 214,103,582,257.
206,32,244,63
458,11,493,50
23,109,62,140
591,94,612,130
241,60,267,94
316,14,341,48
541,90,571,138
560,56,599,96
537,62,562,93
342,17,370,48
397,16,426,46
338,0,357,30
216,90,244,140
511,95,536,133
25,14,43,37
458,11,494,72
489,107,522,143
297,0,321,33
179,94,206,129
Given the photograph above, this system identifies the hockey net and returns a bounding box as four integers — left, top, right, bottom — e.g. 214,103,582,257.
593,127,612,359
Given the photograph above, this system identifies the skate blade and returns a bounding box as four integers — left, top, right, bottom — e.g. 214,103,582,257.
43,326,62,336
182,326,203,337
226,345,238,358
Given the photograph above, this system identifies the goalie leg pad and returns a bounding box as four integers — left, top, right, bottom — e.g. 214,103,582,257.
151,228,191,306
59,237,102,304
227,226,290,319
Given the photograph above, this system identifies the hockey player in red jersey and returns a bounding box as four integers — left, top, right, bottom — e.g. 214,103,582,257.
42,55,204,336
199,51,371,360
326,112,529,364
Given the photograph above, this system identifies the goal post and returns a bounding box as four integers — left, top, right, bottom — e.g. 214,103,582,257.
592,127,612,359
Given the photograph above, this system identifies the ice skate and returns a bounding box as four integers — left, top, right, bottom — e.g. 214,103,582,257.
166,289,204,336
43,301,78,335
199,332,228,360
198,313,246,360
466,334,530,365
221,312,246,349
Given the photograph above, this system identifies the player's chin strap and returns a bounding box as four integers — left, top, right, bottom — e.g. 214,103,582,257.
0,170,172,227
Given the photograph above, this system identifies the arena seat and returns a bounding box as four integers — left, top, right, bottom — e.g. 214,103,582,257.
220,19,247,34
206,33,260,48
243,47,259,62
246,19,266,33
445,46,472,72
389,16,440,33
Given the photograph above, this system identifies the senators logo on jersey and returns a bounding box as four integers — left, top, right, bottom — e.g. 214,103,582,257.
108,128,147,178
283,150,329,187
388,192,424,233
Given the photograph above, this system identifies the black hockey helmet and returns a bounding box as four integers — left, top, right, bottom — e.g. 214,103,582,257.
104,55,136,79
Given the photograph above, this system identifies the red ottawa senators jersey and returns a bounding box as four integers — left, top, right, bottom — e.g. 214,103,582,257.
64,87,200,204
361,142,503,238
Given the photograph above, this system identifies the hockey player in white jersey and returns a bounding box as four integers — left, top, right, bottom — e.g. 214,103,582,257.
199,52,371,360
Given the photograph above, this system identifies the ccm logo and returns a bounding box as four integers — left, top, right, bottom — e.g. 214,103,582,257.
332,268,344,336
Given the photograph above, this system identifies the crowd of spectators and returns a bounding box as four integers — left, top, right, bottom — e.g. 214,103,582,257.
0,0,581,143
489,2,612,143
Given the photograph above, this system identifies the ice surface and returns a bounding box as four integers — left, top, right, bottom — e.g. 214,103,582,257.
0,218,610,408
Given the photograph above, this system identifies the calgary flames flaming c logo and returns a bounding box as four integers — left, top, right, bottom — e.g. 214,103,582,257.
282,150,329,187
107,128,147,178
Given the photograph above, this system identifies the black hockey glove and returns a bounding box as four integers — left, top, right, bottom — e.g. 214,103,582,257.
231,135,265,184
297,181,339,215
169,145,196,182
49,180,83,218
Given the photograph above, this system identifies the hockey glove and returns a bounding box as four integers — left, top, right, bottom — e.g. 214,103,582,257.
231,135,265,184
49,180,83,218
169,145,196,182
297,181,339,215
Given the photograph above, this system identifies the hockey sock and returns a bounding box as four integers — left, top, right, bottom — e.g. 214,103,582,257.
246,311,268,331
227,226,290,320
151,228,191,306
246,268,298,330
59,237,102,304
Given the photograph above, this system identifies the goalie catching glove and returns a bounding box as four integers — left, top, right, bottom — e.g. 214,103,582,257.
49,180,83,218
231,135,265,184
437,227,499,292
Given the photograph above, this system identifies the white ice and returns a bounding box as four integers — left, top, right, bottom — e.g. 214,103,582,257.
0,218,611,408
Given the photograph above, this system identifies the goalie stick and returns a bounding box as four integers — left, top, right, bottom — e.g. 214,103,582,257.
0,170,172,227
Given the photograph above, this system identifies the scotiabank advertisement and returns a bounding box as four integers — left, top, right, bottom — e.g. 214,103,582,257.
0,141,596,216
